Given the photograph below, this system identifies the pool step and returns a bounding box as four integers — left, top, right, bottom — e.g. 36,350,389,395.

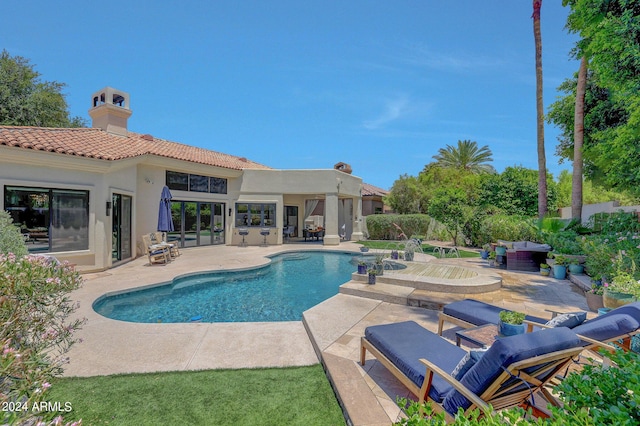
339,280,468,310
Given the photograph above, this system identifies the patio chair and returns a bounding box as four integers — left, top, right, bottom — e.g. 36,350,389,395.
283,225,295,242
438,299,640,352
152,232,180,258
361,321,583,421
142,234,170,265
437,299,548,335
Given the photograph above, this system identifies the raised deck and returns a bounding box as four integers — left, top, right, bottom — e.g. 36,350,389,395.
339,260,502,309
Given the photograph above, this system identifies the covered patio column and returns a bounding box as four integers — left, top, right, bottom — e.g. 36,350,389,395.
352,195,364,241
323,193,340,245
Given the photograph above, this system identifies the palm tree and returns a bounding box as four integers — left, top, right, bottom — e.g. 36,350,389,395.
572,56,588,220
533,0,547,218
432,140,495,173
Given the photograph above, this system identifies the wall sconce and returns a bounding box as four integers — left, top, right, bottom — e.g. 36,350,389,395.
106,201,112,217
228,208,232,217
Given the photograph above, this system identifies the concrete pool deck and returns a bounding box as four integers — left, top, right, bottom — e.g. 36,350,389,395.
65,242,592,425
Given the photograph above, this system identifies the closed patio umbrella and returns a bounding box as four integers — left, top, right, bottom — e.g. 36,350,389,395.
157,186,174,232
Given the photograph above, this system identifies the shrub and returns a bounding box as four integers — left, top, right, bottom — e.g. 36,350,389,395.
0,210,28,257
477,214,538,244
1,253,85,425
364,214,443,241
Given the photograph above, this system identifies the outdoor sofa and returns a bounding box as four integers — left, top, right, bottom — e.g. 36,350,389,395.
361,321,583,421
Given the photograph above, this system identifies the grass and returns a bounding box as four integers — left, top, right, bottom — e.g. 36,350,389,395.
47,365,346,426
358,240,480,258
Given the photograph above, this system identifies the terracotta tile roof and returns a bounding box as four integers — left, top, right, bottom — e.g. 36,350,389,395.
362,183,388,197
0,126,271,171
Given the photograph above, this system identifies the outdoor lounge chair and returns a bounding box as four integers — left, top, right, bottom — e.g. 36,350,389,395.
437,299,548,335
438,299,640,352
361,321,583,421
152,232,180,258
142,234,170,265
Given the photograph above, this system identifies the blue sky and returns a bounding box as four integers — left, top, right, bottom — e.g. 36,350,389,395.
3,1,579,190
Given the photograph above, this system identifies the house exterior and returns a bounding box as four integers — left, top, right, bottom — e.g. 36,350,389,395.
361,183,388,215
0,87,364,272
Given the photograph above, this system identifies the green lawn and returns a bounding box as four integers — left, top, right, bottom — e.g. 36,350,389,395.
358,240,480,258
48,365,346,426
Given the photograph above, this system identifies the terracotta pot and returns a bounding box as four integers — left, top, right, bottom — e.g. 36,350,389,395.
585,292,604,312
603,289,636,309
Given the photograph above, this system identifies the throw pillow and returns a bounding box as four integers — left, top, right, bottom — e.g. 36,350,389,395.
451,347,490,380
545,311,587,329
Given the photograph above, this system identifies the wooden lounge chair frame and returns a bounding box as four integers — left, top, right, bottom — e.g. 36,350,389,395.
152,232,180,258
361,336,583,422
142,234,171,265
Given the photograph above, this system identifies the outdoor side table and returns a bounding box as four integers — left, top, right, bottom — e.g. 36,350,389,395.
455,323,499,348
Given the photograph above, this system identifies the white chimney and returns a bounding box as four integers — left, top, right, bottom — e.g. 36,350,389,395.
88,87,132,136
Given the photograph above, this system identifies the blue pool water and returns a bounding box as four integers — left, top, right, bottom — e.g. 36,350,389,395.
93,251,359,323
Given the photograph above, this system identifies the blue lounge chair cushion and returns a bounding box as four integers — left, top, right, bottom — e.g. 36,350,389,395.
545,311,587,328
443,299,547,327
572,305,640,342
364,321,468,402
442,327,581,415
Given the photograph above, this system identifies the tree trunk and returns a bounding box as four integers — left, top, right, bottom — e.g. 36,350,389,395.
572,57,588,221
533,0,547,218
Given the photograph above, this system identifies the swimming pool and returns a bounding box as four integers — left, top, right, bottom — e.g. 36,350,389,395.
93,251,359,323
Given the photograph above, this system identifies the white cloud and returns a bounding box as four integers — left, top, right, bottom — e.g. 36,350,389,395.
362,95,410,130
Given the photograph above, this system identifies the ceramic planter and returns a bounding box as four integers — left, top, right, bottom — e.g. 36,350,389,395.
357,264,367,274
480,250,489,259
540,267,550,276
404,252,414,261
568,264,584,275
495,246,507,256
603,289,636,309
368,273,376,285
553,265,567,280
498,320,525,337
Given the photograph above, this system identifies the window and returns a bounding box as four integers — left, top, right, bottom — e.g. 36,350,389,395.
4,186,89,253
166,171,227,194
235,203,276,227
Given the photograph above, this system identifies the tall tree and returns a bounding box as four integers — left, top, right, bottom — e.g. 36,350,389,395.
431,140,495,174
572,56,587,219
0,50,85,127
533,0,548,217
562,0,640,193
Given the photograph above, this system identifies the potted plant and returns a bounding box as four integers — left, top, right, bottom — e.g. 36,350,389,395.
480,244,491,260
603,271,639,309
357,261,368,275
390,250,399,260
374,253,385,275
553,255,568,280
495,244,507,256
585,282,605,312
404,246,415,261
568,259,585,275
540,263,551,276
488,251,497,267
367,268,377,285
498,310,526,336
360,245,369,253
602,251,640,308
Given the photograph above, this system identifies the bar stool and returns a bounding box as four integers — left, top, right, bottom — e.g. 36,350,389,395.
238,227,249,247
260,227,270,247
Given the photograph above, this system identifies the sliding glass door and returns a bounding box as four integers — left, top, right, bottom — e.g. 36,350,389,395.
169,201,225,248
